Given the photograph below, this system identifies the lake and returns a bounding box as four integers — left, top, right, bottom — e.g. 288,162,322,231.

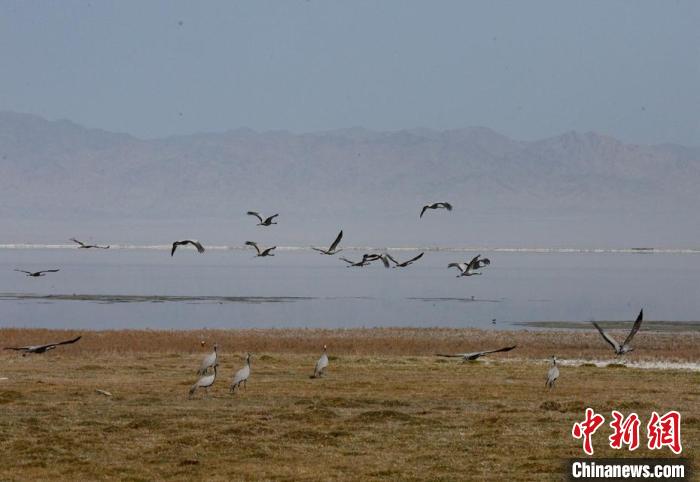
0,247,698,330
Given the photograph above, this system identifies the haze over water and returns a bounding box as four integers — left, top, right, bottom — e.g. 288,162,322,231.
1,247,697,330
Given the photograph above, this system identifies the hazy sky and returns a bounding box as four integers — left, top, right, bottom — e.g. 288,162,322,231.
0,1,698,144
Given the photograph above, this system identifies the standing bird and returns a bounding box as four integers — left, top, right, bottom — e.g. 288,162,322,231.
591,309,644,356
247,211,279,226
245,241,276,257
4,335,81,355
384,252,424,268
70,238,110,249
420,202,452,218
230,353,251,393
436,345,516,361
171,240,205,256
197,343,218,375
14,269,60,277
546,356,559,389
311,345,329,378
311,230,343,255
189,366,217,398
448,255,484,277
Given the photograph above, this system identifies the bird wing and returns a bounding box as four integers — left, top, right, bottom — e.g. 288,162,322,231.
403,252,424,266
591,321,621,352
191,241,205,253
383,253,399,266
622,309,644,347
339,257,355,265
447,262,466,272
467,255,481,271
53,336,82,347
478,345,517,356
4,346,30,351
171,242,179,256
261,247,276,256
310,247,326,253
265,214,279,223
14,270,32,275
435,353,465,358
419,205,429,218
378,255,390,268
441,202,453,211
328,230,343,252
245,241,261,255
38,269,60,274
70,238,85,247
247,211,263,223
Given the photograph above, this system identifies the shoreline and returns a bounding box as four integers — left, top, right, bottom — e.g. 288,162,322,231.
2,325,698,362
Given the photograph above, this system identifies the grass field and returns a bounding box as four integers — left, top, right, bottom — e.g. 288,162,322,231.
0,328,697,481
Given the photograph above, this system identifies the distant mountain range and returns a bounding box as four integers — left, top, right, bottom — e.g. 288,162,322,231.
1,111,698,246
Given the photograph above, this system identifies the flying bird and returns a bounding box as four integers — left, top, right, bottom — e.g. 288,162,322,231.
436,345,516,361
171,240,205,256
420,202,452,218
384,252,425,268
591,309,644,355
546,356,559,389
197,343,218,375
447,255,484,277
4,335,82,355
230,353,251,393
311,230,343,255
340,253,382,267
189,365,217,398
247,211,279,226
14,269,60,277
310,345,329,378
245,241,276,257
70,238,109,249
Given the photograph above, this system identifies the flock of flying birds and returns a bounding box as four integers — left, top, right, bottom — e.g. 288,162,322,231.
6,202,647,395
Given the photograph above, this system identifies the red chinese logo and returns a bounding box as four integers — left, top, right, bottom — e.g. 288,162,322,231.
647,411,682,455
572,408,606,455
609,411,640,450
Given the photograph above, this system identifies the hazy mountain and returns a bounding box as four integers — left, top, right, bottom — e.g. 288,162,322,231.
1,111,698,247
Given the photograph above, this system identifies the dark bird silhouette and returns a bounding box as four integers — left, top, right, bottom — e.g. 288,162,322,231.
420,202,452,218
70,238,109,249
591,309,644,355
447,254,484,277
245,241,276,257
247,211,279,226
436,345,516,361
14,269,60,277
339,253,381,267
384,252,425,268
311,230,343,255
171,240,205,256
4,335,82,355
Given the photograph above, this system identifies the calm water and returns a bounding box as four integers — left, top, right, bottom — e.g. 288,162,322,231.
0,248,698,330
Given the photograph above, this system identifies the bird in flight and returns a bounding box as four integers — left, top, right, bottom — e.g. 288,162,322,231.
171,240,205,256
311,230,343,255
4,335,82,355
70,238,109,249
436,345,516,361
245,241,276,257
383,252,425,268
14,269,60,277
591,309,644,355
448,254,486,277
247,211,279,226
340,253,382,267
420,202,452,218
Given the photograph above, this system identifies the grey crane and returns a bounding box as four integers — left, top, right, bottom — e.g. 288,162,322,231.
383,252,424,268
70,238,110,249
591,309,644,355
230,353,251,393
14,269,60,277
340,253,382,267
189,365,217,398
4,335,81,355
311,230,343,255
546,356,559,389
436,345,516,361
420,202,452,218
247,211,279,226
171,240,205,256
197,343,218,375
245,241,276,257
447,254,484,277
311,345,329,378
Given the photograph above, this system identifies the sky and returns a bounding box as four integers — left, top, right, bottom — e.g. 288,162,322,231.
0,0,698,145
